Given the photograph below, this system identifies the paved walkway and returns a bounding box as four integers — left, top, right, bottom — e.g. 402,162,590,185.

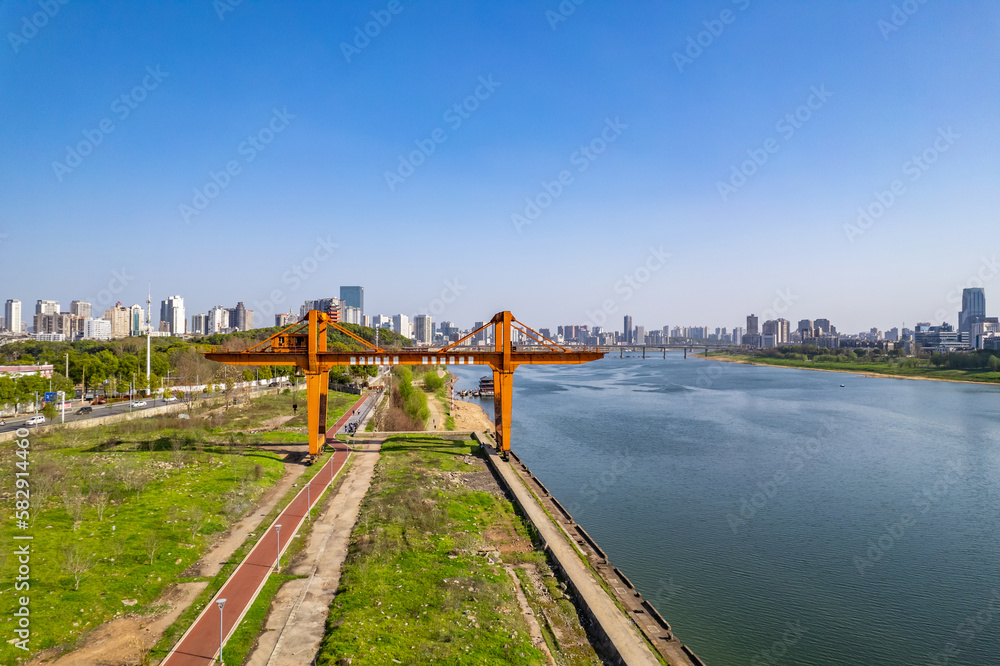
160,395,368,666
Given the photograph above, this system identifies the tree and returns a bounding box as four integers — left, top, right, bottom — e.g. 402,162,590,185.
989,355,1000,372
62,544,95,591
144,532,162,565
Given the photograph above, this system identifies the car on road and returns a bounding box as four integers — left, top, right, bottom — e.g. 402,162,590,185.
91,396,107,405
76,406,93,414
131,400,147,407
164,396,178,402
26,415,45,426
268,381,279,387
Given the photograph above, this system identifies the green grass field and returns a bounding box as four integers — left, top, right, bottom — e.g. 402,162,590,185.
0,389,356,664
317,435,600,665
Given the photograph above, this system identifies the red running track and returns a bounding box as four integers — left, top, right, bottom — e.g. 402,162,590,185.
161,394,369,666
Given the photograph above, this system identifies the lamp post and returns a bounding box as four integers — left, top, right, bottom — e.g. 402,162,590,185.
217,598,227,664
59,391,65,423
274,524,282,571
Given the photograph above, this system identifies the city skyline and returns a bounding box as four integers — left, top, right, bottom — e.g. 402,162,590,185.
1,3,998,332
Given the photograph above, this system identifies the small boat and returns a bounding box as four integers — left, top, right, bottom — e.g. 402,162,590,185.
840,384,845,387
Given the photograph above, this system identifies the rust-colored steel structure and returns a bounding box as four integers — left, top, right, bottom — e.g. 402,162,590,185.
204,310,604,458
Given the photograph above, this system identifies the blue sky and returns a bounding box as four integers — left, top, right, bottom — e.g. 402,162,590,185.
1,1,998,334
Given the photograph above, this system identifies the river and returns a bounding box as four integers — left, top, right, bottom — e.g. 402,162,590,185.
449,354,1000,665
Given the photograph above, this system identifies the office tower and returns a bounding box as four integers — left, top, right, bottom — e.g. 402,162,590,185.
160,295,186,335
275,310,295,327
747,314,759,335
473,321,488,344
5,299,22,333
959,287,986,336
777,318,790,343
814,318,832,335
191,313,207,335
227,301,248,332
36,299,59,316
635,325,646,345
392,314,412,340
414,314,433,345
70,300,92,319
623,315,633,344
339,286,364,316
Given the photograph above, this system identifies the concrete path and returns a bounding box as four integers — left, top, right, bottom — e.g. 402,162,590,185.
247,437,384,665
160,395,368,666
482,441,661,666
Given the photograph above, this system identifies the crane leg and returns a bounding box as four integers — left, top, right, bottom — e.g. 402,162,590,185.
492,369,514,461
307,371,328,458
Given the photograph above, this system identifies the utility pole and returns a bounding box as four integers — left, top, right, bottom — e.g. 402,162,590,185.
146,286,152,396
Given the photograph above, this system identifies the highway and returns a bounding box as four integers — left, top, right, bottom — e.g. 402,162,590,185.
0,381,286,435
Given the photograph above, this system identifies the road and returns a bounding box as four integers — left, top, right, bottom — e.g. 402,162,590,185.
0,383,280,434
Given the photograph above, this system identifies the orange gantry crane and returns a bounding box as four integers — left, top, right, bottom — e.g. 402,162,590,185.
203,310,604,459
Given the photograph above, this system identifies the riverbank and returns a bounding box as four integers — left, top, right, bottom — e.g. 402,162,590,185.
701,353,1000,385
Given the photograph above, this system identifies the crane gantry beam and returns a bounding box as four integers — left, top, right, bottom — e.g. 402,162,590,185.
204,310,604,459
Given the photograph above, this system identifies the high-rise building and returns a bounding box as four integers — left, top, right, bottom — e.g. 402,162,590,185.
191,313,207,335
623,315,633,345
207,306,230,334
814,318,833,335
228,302,248,332
129,304,145,336
747,314,759,335
160,295,186,335
473,320,489,345
635,325,646,346
339,286,364,317
4,299,22,333
102,303,132,338
959,287,986,336
392,314,412,340
776,318,790,343
275,310,296,327
413,314,433,345
70,300,92,319
35,299,59,316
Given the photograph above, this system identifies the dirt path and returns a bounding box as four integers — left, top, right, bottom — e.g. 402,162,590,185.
32,444,310,666
246,437,384,665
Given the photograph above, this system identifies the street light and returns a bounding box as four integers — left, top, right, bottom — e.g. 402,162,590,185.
217,598,227,664
274,524,282,571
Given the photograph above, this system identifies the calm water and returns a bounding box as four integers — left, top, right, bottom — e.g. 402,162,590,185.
450,355,1000,665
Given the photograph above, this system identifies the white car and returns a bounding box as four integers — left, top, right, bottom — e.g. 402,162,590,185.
164,396,178,402
25,415,45,426
131,400,147,407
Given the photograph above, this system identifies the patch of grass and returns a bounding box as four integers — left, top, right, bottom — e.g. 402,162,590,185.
0,388,358,665
316,435,600,665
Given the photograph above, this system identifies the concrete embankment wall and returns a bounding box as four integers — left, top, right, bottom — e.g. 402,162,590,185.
475,432,707,666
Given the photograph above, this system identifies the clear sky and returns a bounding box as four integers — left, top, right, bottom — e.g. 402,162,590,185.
1,1,997,334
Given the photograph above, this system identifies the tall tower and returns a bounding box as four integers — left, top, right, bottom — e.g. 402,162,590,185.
146,287,152,394
623,315,633,345
959,287,986,336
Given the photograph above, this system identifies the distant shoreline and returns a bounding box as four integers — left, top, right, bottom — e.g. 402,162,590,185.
700,354,1000,386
